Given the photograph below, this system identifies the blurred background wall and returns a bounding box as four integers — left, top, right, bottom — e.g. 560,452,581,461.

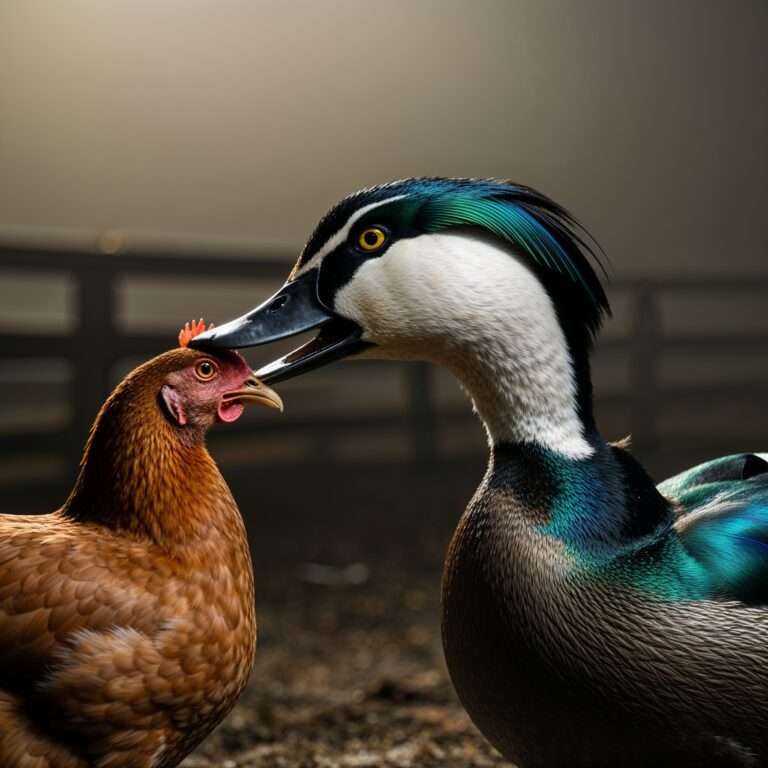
1,0,766,269
0,1,766,559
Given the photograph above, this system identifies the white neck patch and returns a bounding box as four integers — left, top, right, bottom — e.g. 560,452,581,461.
333,231,595,460
294,195,406,278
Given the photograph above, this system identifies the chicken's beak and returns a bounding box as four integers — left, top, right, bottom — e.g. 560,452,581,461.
222,378,284,412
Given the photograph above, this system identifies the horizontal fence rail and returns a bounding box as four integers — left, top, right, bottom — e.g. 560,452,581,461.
1,244,768,487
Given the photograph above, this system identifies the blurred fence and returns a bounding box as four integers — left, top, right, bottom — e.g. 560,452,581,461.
1,244,767,503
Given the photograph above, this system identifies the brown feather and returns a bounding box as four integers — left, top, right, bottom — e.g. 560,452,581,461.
0,349,257,767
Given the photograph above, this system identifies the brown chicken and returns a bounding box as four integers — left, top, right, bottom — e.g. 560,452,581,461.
0,320,282,768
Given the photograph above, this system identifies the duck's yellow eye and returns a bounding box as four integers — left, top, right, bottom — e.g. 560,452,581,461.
357,227,387,252
194,360,217,381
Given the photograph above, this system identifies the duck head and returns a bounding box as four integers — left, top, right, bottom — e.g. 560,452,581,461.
191,178,610,457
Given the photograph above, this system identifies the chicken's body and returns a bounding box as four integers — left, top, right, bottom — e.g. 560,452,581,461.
0,505,254,768
0,347,276,767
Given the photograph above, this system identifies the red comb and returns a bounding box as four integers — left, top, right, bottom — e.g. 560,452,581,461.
178,319,215,348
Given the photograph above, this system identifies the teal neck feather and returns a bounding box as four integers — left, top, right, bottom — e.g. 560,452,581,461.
490,440,674,560
509,443,768,604
489,442,722,603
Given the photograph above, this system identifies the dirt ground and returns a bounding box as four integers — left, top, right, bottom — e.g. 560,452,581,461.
183,566,512,768
176,461,515,767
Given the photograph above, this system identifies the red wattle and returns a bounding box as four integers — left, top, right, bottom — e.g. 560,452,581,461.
217,401,245,423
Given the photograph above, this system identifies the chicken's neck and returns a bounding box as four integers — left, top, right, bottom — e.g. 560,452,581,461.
62,387,238,551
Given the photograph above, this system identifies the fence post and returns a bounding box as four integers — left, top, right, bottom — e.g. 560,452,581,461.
406,363,437,464
69,261,116,468
630,283,661,460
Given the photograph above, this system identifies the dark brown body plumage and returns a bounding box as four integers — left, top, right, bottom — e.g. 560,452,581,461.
443,454,768,768
0,350,257,767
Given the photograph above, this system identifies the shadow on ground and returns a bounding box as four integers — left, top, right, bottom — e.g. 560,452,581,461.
181,460,513,767
185,571,513,768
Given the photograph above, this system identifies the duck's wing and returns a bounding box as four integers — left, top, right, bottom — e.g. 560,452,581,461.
658,453,768,501
666,455,768,604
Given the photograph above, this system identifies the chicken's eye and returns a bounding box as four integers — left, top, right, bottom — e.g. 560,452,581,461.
357,226,387,253
194,360,217,381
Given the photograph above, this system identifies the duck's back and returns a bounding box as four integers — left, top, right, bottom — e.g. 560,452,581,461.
442,449,768,768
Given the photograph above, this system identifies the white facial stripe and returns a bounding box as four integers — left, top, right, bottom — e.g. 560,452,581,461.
294,195,406,278
333,231,595,460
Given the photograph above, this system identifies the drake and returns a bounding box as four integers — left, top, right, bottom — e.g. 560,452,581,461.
191,178,768,767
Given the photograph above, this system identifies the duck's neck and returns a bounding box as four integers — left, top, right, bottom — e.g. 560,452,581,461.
447,324,668,551
444,318,598,460
410,235,673,550
424,237,600,459
485,440,673,556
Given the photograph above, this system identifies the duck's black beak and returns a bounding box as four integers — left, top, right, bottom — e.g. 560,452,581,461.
189,270,371,384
